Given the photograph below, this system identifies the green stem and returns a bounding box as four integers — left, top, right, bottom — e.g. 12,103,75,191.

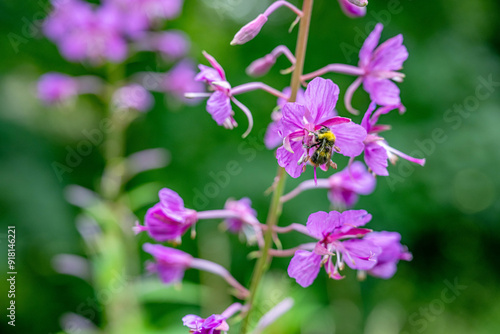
92,65,144,334
239,1,314,332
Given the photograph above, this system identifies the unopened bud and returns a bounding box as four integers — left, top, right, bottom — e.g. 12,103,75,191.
338,0,367,17
246,55,276,77
231,14,268,45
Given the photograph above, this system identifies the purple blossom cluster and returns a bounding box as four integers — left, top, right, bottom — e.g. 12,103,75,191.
37,0,202,110
144,1,422,329
36,0,427,331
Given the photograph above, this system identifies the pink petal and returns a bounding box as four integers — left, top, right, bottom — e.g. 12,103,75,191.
276,142,306,178
279,103,307,137
363,77,401,106
330,122,367,157
202,51,226,80
359,23,383,69
287,250,322,287
371,34,408,72
304,77,339,124
306,211,342,239
364,142,389,176
206,91,232,125
319,116,351,128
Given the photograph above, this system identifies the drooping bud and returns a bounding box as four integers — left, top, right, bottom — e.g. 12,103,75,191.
246,55,276,77
338,0,367,17
231,14,268,45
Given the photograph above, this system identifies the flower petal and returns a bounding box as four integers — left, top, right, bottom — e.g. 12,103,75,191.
364,142,389,176
304,77,339,124
202,51,226,80
287,250,322,287
363,77,401,106
306,211,342,239
359,23,383,69
371,34,408,71
279,103,307,137
342,239,381,270
330,122,367,157
277,141,306,178
206,91,232,125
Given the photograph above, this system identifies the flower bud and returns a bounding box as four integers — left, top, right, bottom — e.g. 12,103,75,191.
230,14,268,45
338,0,367,17
246,55,276,77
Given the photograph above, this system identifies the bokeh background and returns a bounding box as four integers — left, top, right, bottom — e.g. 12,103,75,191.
1,0,500,333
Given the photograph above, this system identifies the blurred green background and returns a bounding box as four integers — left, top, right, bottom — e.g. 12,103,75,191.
1,0,500,333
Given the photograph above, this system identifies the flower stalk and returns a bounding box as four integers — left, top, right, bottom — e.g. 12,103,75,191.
240,1,315,332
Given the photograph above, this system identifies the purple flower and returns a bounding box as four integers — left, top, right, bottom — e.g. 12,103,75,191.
347,23,408,112
327,161,376,208
112,84,154,112
164,60,205,104
194,51,235,128
37,73,78,104
337,0,367,17
143,243,193,284
288,210,381,287
43,1,128,64
137,30,190,59
361,102,425,176
134,188,197,243
264,87,306,149
182,314,229,334
191,51,257,137
276,78,367,180
364,231,412,279
223,198,257,234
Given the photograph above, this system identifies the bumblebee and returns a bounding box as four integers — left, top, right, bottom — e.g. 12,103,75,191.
306,126,340,170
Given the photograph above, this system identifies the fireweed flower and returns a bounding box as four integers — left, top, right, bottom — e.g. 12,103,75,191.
276,77,366,180
134,188,198,243
364,231,412,279
112,84,154,112
337,0,367,18
135,188,262,243
135,30,190,60
37,72,104,104
287,210,381,287
361,102,425,176
187,51,287,138
144,243,249,298
182,303,242,334
231,1,303,45
265,87,306,150
281,161,376,208
182,314,229,334
302,23,408,114
43,1,128,64
222,198,257,233
143,243,193,284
